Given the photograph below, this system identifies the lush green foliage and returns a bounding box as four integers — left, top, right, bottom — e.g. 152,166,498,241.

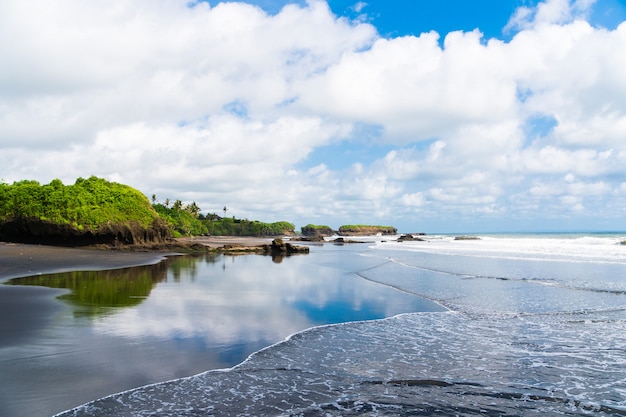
0,176,296,238
302,224,332,230
339,224,394,229
153,203,208,238
204,218,295,237
338,224,398,235
0,177,160,230
153,200,294,237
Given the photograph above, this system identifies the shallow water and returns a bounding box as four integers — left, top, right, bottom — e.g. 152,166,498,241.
53,234,626,416
1,244,442,417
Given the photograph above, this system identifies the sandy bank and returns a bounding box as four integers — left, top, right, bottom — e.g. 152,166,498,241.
0,237,283,282
177,235,275,248
0,242,170,282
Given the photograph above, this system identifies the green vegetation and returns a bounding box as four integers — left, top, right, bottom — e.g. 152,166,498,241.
0,176,161,230
153,202,208,237
338,224,398,235
0,176,294,240
204,218,295,237
153,200,295,237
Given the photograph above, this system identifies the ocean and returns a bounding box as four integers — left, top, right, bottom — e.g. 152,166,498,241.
35,233,626,415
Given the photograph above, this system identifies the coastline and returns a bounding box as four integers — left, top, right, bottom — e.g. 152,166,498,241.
0,236,286,417
0,242,169,283
0,237,275,283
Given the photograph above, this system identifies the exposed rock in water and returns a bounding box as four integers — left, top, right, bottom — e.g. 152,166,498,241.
217,238,309,255
330,237,366,244
292,235,326,242
397,234,425,242
454,236,481,241
264,238,310,254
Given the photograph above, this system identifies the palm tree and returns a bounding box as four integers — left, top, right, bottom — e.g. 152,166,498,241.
187,201,200,217
223,206,228,216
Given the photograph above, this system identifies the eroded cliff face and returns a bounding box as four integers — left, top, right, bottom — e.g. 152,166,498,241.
0,217,171,247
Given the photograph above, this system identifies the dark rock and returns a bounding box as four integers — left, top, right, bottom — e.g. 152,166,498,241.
0,217,171,247
267,238,310,254
330,237,366,244
292,235,326,242
301,225,334,237
397,234,425,242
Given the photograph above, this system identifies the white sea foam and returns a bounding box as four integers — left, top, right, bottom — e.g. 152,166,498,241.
375,234,626,264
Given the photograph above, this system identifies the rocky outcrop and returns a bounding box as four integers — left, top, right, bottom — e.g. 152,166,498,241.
330,237,366,244
265,238,310,254
301,224,334,237
454,236,481,241
397,234,425,242
0,217,171,247
337,225,397,236
217,238,309,255
292,235,326,242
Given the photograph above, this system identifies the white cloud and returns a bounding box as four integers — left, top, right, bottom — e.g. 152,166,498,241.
1,0,626,232
505,0,595,32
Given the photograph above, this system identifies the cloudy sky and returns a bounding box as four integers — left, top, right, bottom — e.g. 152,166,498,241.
1,0,626,233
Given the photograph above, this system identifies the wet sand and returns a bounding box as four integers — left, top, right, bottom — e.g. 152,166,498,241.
177,235,274,248
0,242,170,282
0,237,292,416
0,237,275,282
0,242,174,353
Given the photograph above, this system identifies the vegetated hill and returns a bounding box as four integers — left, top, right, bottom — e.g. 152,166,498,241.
301,224,334,237
337,224,397,236
0,177,170,246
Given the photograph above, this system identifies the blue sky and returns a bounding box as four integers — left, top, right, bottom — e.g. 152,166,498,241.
1,0,626,233
222,0,626,38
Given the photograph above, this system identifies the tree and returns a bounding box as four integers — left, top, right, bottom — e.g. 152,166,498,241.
173,200,183,211
164,198,170,208
186,201,200,217
223,206,228,216
151,194,157,204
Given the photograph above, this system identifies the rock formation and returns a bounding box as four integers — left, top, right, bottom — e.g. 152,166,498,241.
0,217,171,247
301,224,334,237
337,225,397,236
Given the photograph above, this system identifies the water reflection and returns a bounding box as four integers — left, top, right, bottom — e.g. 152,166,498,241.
2,248,442,417
9,263,170,315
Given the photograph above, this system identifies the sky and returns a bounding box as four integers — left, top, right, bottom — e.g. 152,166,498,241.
1,0,626,233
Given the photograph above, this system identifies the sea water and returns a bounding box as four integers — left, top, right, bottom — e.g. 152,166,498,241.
55,233,626,416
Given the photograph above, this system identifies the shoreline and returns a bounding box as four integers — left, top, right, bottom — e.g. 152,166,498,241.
0,237,276,282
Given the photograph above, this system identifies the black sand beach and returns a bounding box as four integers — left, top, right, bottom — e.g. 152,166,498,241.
0,242,170,281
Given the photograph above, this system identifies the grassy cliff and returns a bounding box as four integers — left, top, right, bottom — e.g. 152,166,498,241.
301,224,334,237
337,224,397,236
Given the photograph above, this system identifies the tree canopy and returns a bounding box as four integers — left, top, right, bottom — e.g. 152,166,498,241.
0,176,161,231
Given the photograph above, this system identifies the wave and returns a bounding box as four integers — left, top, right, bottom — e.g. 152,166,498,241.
53,236,626,416
375,234,626,265
54,310,626,416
